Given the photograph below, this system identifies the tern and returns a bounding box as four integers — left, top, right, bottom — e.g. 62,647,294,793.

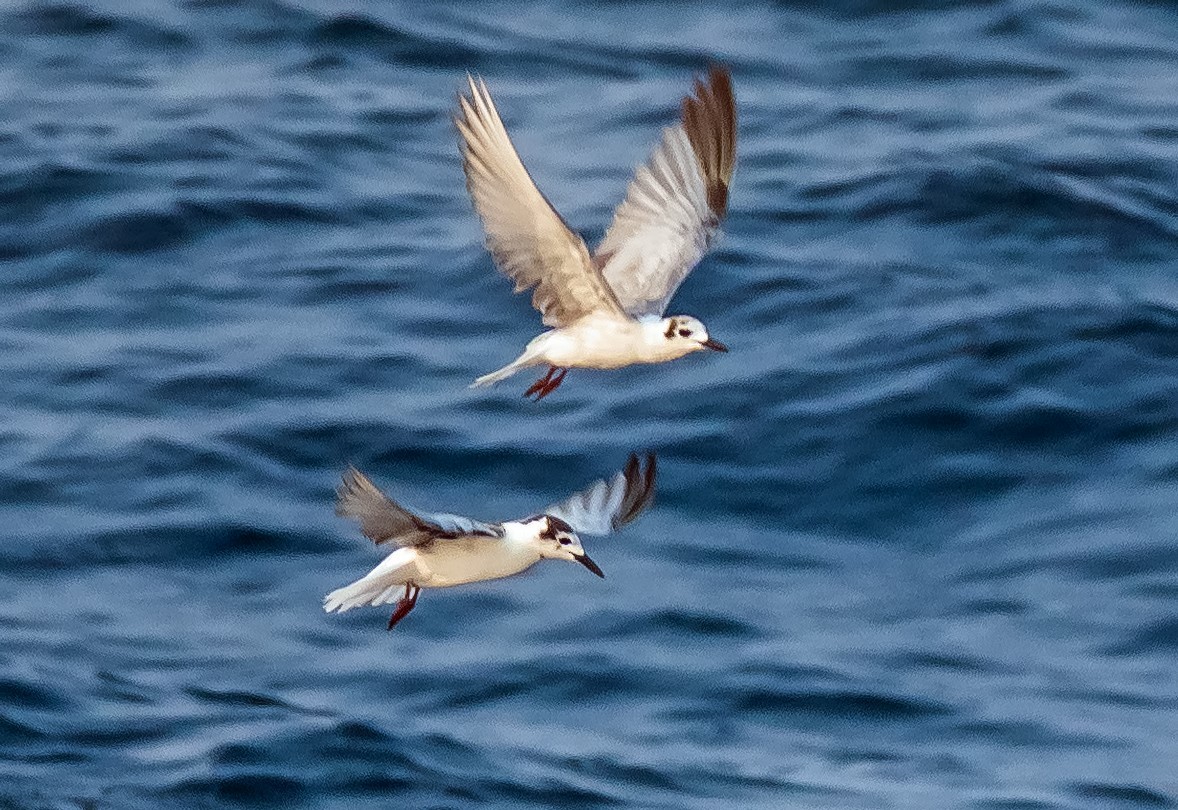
458,66,737,400
324,453,656,630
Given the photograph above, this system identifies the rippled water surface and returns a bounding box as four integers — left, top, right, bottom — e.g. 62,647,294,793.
3,1,1178,807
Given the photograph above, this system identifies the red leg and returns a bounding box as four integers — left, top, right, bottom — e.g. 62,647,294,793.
524,366,557,399
386,584,420,631
534,367,568,401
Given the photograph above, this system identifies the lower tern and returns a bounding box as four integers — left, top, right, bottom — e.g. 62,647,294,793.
324,453,656,630
458,66,738,400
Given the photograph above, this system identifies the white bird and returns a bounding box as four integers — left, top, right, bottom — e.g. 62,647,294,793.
457,66,738,400
323,453,657,630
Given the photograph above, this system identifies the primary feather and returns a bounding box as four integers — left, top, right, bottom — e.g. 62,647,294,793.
545,452,657,536
456,74,627,328
595,66,738,317
336,467,499,547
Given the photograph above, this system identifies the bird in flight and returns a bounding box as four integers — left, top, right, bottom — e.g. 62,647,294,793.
323,453,657,631
457,67,737,400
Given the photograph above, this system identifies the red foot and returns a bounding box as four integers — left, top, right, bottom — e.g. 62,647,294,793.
527,367,567,401
386,583,420,631
524,366,557,398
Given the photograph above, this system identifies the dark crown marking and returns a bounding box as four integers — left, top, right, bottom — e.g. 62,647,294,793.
541,514,575,540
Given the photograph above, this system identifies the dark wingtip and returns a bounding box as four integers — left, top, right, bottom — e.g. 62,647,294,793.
642,453,657,515
335,465,361,516
614,451,657,528
706,63,733,95
625,452,640,482
682,63,737,220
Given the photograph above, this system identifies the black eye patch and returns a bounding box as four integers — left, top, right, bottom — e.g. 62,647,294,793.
678,329,691,337
559,536,572,545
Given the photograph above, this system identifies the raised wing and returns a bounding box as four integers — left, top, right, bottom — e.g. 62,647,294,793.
456,75,628,328
544,453,657,537
595,66,737,318
336,467,501,547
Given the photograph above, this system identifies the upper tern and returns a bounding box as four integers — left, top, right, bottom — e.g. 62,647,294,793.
324,453,657,630
457,67,738,400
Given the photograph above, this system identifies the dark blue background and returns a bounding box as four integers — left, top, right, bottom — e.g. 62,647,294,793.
2,1,1177,807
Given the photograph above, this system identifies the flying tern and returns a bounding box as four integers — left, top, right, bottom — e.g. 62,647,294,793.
458,67,737,399
324,453,657,630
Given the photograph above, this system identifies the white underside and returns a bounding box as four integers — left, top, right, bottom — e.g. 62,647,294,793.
471,313,702,386
323,537,542,613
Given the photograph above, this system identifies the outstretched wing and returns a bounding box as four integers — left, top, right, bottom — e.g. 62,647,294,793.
456,74,628,328
595,66,737,318
544,453,657,536
336,467,501,547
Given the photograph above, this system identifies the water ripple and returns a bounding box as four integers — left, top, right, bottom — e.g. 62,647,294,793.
2,1,1177,807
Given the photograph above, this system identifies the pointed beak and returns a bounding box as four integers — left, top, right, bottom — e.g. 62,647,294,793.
702,337,728,352
574,552,605,578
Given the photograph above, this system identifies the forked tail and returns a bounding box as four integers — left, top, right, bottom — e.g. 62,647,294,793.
324,576,400,613
326,574,415,613
324,549,418,613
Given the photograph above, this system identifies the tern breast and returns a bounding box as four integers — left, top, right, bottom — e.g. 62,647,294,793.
540,315,685,369
421,535,540,587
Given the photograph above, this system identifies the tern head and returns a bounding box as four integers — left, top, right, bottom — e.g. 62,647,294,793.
521,514,604,578
660,316,728,354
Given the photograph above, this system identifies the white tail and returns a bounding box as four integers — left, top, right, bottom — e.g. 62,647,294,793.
471,357,530,388
323,548,418,613
323,576,399,613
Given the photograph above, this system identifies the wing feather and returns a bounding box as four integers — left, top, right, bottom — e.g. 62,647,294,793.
596,66,737,318
336,468,500,548
544,453,657,536
456,75,627,328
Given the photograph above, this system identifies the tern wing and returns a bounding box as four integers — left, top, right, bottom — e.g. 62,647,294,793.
336,468,501,547
544,453,657,536
457,75,628,328
595,66,737,318
418,510,504,540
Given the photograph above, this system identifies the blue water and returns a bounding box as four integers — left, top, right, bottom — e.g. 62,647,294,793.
3,1,1178,807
